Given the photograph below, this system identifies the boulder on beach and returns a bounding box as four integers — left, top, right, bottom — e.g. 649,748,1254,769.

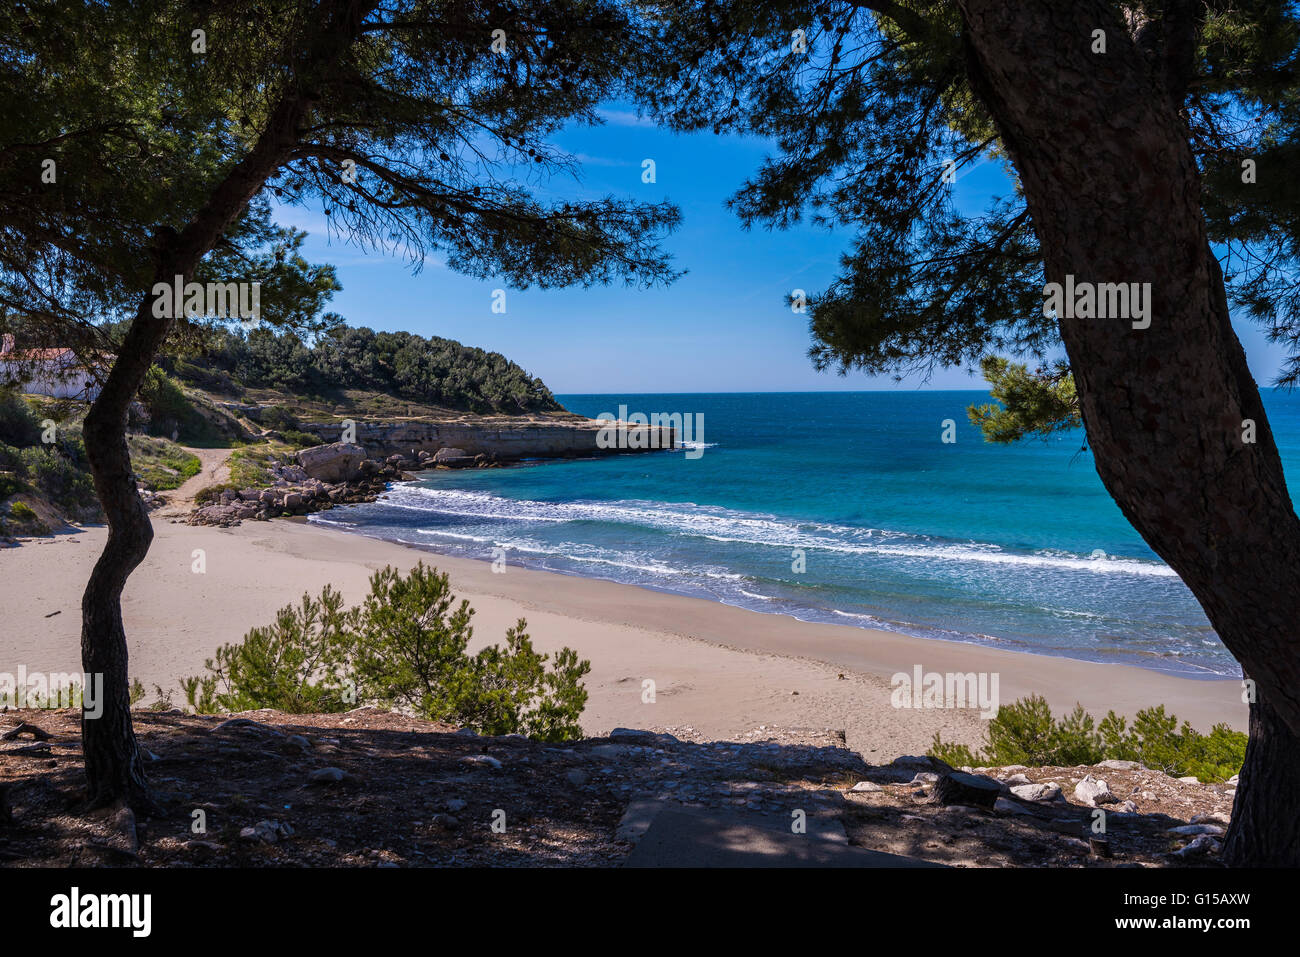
191,503,258,525
434,447,475,468
296,442,367,483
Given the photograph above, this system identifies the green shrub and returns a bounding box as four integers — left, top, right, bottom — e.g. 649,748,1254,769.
7,499,48,533
9,500,36,519
129,677,175,711
138,367,219,443
171,358,242,397
194,482,237,506
19,441,97,516
461,623,590,741
21,395,82,431
0,465,27,499
280,429,324,448
190,444,278,501
146,685,175,711
1095,705,1247,783
256,405,300,432
930,694,1246,783
21,680,82,709
0,390,42,446
227,445,279,487
127,434,202,490
0,409,99,518
350,563,477,715
349,563,590,739
183,563,591,741
183,587,353,714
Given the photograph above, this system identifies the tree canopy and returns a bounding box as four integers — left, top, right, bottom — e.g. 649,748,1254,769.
1,0,681,360
631,0,1300,866
172,323,562,413
0,0,684,811
967,356,1080,443
632,0,1300,389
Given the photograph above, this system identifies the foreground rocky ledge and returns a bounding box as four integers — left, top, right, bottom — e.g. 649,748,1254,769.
0,709,1234,867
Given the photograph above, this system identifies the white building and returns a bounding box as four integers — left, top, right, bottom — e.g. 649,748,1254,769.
0,334,104,400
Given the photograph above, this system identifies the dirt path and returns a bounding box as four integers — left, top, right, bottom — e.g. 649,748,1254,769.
156,446,232,517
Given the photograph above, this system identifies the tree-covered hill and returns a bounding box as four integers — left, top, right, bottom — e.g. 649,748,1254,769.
165,325,562,416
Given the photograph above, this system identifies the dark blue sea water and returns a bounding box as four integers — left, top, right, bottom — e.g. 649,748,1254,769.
310,391,1300,677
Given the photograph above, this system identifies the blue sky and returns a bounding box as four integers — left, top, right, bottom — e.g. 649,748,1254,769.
273,106,1290,395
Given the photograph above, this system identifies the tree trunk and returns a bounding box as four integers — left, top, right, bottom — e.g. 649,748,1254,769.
1222,692,1300,865
957,0,1300,864
76,0,377,810
80,308,174,810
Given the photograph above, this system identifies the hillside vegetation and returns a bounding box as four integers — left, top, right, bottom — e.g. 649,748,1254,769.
0,390,199,538
165,325,562,415
2,323,571,538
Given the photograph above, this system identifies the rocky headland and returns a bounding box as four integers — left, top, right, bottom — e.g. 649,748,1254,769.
305,413,675,460
186,413,676,527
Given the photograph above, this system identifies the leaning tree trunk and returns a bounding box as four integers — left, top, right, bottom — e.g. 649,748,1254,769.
958,0,1300,865
1221,688,1300,865
76,0,376,810
80,309,175,810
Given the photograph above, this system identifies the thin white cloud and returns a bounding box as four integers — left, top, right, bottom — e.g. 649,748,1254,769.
572,152,635,167
597,108,654,128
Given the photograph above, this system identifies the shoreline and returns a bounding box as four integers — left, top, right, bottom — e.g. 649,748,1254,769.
1,517,1247,756
319,512,1233,683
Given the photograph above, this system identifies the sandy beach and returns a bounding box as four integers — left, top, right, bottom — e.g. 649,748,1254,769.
0,518,1247,757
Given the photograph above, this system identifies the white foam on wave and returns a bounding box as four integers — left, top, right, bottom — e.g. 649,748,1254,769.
307,515,359,528
832,609,883,622
384,485,799,538
378,484,1175,578
414,529,496,544
699,532,1176,577
501,541,747,582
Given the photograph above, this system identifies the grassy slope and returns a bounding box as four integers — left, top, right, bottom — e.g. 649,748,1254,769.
127,435,201,490
5,362,586,537
1,393,204,537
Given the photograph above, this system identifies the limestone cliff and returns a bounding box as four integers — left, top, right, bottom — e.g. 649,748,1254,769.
303,415,675,461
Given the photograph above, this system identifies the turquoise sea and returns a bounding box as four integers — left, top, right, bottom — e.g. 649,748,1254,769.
310,391,1300,677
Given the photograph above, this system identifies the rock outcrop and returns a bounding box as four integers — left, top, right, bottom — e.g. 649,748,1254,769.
187,411,678,529
296,442,367,483
433,447,475,467
1073,773,1119,806
188,450,399,527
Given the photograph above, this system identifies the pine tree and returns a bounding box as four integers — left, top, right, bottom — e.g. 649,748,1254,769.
635,0,1300,865
0,0,679,810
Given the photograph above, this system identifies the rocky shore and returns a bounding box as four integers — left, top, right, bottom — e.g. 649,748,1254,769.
185,441,487,526
186,411,677,527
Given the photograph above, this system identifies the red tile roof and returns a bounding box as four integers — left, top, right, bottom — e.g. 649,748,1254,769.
4,347,77,361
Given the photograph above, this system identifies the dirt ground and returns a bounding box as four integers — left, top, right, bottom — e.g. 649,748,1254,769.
0,708,1235,868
